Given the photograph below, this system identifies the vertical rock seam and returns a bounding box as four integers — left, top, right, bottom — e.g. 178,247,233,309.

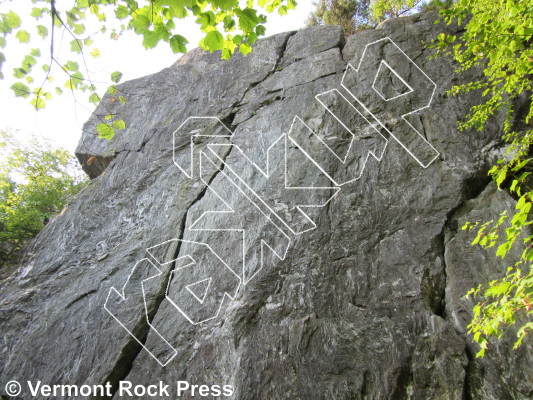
96,120,236,400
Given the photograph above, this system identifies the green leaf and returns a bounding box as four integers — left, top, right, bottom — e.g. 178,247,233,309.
70,39,83,54
488,281,511,296
65,60,79,71
0,37,5,49
238,8,260,31
513,158,531,171
170,34,188,53
16,30,30,43
22,55,37,69
495,242,511,258
89,93,100,104
96,123,115,139
213,0,239,11
30,96,46,110
197,12,216,31
204,30,225,51
73,24,85,35
161,0,187,18
113,119,126,130
90,48,101,58
165,19,176,31
223,15,236,31
10,82,30,98
111,71,123,83
36,25,48,38
142,30,161,49
30,48,41,57
125,0,140,11
239,42,252,56
106,85,118,95
4,11,21,29
31,7,45,18
247,31,258,44
523,27,533,36
89,3,100,15
64,71,84,89
131,14,150,33
221,48,232,59
256,25,266,36
191,5,201,15
13,68,28,78
115,5,130,19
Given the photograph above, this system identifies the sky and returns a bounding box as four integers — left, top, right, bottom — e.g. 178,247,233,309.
0,1,316,152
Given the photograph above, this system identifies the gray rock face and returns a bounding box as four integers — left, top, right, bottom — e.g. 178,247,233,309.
1,12,531,400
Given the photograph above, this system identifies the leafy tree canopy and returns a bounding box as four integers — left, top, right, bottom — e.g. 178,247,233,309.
306,0,430,35
435,0,532,355
0,130,88,264
306,0,371,35
419,0,453,13
0,0,297,138
370,0,422,21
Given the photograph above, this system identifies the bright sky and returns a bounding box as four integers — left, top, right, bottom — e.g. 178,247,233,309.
0,1,316,152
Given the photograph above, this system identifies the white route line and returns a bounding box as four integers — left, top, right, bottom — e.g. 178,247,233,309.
105,36,440,366
314,89,385,165
185,277,212,304
187,160,292,285
287,100,388,187
341,36,439,168
172,116,233,179
104,258,178,367
206,133,340,236
372,60,414,102
164,239,242,326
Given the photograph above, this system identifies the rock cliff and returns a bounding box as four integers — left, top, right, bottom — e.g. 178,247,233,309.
1,12,531,400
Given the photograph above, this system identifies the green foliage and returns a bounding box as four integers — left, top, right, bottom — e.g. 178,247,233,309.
370,0,421,21
0,131,88,264
306,0,435,36
306,0,371,35
420,0,454,13
463,210,533,356
434,0,533,355
0,0,297,139
467,268,532,356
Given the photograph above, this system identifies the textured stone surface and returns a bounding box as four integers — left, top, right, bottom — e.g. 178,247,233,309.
444,185,533,400
1,11,531,400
